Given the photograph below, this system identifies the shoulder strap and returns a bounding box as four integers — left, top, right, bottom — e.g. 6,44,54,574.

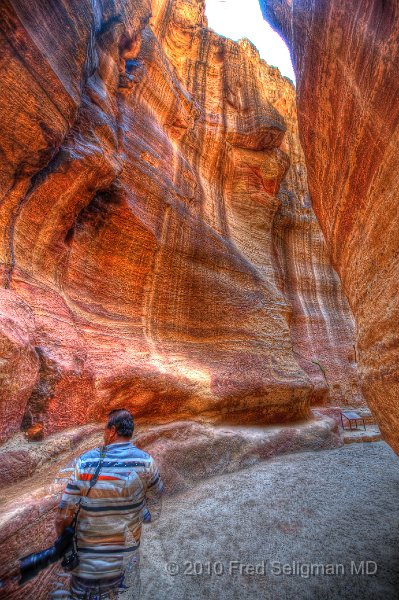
86,446,107,497
69,446,108,550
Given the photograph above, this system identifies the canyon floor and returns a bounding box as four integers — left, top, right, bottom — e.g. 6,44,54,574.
138,442,399,600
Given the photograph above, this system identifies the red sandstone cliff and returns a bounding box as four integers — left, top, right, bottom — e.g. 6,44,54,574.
261,0,399,453
0,0,363,445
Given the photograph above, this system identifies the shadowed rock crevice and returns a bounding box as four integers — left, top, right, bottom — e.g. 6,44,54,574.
73,185,124,238
20,346,61,434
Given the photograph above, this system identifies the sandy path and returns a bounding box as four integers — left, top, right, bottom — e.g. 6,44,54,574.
139,442,399,600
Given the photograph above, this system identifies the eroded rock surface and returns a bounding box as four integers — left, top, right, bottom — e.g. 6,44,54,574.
0,290,39,444
0,0,362,442
261,0,399,453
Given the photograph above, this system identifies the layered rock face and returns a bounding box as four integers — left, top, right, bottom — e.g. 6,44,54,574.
264,73,361,408
261,0,399,453
0,0,362,444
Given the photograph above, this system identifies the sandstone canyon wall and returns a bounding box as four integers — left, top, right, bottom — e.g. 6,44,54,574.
0,0,363,445
261,0,399,453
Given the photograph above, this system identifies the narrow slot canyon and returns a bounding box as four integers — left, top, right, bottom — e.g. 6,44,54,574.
0,1,398,599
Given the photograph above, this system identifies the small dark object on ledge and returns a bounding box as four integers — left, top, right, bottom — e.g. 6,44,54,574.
340,411,366,431
25,422,44,442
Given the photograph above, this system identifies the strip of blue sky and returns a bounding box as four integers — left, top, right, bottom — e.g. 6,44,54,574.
205,0,295,83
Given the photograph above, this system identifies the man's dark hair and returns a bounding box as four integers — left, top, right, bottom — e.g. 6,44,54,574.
107,408,134,438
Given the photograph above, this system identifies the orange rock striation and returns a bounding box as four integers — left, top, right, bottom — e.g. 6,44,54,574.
0,0,363,444
261,0,399,454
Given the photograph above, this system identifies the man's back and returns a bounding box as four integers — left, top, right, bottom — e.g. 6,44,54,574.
59,441,163,582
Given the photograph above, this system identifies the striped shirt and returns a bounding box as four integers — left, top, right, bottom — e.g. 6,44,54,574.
59,442,164,580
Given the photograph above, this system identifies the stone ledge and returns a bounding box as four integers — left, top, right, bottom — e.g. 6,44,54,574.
343,425,382,445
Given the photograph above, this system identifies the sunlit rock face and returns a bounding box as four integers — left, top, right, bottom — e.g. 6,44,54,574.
0,0,362,442
261,0,399,453
263,72,362,409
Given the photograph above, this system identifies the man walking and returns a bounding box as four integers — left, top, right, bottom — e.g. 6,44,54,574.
53,408,164,599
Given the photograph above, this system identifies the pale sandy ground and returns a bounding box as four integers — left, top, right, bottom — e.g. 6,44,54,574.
138,442,399,600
